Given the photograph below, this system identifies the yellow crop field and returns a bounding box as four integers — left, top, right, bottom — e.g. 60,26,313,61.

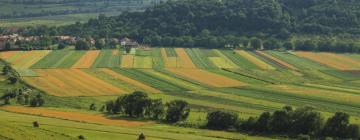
209,57,235,68
256,51,298,70
12,50,51,68
296,52,360,70
25,69,124,96
72,50,100,68
237,50,275,70
167,68,245,87
143,69,203,90
270,84,360,105
121,55,134,68
213,49,238,68
134,56,152,68
112,50,119,56
0,106,149,127
100,68,161,93
175,48,196,68
0,51,19,59
161,48,177,68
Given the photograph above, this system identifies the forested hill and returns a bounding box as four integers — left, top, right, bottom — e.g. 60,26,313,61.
20,0,360,51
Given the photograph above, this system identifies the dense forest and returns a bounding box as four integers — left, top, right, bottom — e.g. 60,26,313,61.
11,0,360,52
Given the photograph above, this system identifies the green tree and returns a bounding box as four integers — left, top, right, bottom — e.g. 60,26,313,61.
75,39,91,50
95,39,106,49
255,112,271,132
322,112,350,138
165,100,190,123
250,37,262,50
206,111,238,130
5,41,11,50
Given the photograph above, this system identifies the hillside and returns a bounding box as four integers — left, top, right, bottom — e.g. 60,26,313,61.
0,0,163,27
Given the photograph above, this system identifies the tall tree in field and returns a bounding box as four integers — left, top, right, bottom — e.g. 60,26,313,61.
165,100,190,123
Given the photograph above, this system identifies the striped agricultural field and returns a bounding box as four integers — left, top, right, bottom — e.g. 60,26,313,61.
0,51,20,60
296,52,360,70
174,48,197,68
236,50,275,70
166,68,245,87
72,50,100,68
134,56,152,68
24,69,124,96
255,51,298,70
91,50,122,68
100,68,161,93
11,50,51,69
161,48,177,68
210,49,238,69
121,55,135,68
185,48,216,69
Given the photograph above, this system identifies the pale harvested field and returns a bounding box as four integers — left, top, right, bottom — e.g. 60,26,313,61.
175,48,197,68
167,68,245,87
100,68,161,93
72,50,100,68
161,48,177,68
121,55,134,68
0,106,148,127
256,51,298,70
25,69,124,96
236,50,275,70
296,52,360,70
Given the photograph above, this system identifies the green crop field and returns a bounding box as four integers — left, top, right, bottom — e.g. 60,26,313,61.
0,48,360,139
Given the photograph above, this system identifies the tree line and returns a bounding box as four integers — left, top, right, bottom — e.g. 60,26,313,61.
206,106,359,139
9,0,360,52
95,91,190,123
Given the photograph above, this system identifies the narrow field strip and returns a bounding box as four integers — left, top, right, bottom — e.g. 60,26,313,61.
12,50,51,69
296,52,360,70
54,51,86,68
31,50,70,68
213,49,238,68
208,57,235,69
0,106,148,127
26,69,124,96
100,68,161,93
161,48,177,68
174,48,197,68
72,50,100,68
91,50,113,68
236,50,275,70
165,48,177,57
185,48,216,69
134,56,152,68
142,69,203,91
220,50,258,69
5,51,26,63
121,55,134,68
266,51,331,70
112,68,187,91
50,51,76,68
256,51,298,70
0,51,19,59
69,69,125,94
166,68,245,87
151,48,164,68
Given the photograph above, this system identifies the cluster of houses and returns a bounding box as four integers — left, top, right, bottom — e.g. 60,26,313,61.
0,33,139,50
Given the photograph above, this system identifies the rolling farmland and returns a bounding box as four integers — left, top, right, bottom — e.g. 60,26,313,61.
1,48,360,139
